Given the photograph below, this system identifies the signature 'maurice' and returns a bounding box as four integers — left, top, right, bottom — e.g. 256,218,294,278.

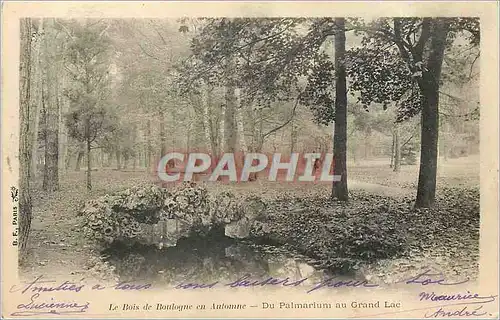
419,290,498,318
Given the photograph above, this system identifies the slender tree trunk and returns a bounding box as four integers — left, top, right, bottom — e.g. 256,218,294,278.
19,18,34,260
86,138,91,190
123,154,129,169
186,120,192,152
85,117,92,190
201,87,212,154
146,119,152,172
75,148,84,171
220,100,226,153
159,110,167,159
39,87,47,173
201,82,218,156
415,19,449,208
390,130,395,168
224,86,237,153
65,150,73,170
58,76,68,175
30,19,44,180
132,124,137,170
107,152,112,167
202,110,214,155
235,88,247,153
248,109,264,181
235,89,247,175
331,18,348,201
290,120,297,154
116,149,121,170
257,110,264,152
42,19,59,191
363,130,369,159
393,124,401,172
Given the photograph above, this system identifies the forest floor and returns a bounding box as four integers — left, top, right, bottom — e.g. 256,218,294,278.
20,155,480,285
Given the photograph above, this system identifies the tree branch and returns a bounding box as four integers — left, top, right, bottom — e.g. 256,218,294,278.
400,133,414,149
414,18,431,56
150,21,169,46
54,19,74,40
262,94,301,138
137,43,161,61
469,52,480,78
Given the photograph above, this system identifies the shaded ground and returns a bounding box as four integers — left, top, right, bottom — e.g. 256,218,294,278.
21,156,480,284
250,187,479,284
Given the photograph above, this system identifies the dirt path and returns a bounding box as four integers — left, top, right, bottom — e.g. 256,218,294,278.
349,180,413,197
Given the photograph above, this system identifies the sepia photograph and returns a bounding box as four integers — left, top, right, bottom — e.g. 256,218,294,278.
2,2,499,319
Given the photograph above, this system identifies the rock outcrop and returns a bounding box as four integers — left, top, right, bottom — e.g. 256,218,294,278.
79,182,266,248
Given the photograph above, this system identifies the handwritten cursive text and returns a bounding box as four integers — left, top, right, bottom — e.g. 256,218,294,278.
11,293,90,317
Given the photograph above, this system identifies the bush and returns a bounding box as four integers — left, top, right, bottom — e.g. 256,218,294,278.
252,193,411,272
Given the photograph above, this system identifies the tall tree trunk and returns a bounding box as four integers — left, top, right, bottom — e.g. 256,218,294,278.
30,19,44,180
235,88,247,153
202,106,214,154
290,120,297,154
220,100,226,153
65,150,73,170
39,86,47,173
393,124,401,172
58,57,69,175
75,148,84,171
415,19,449,208
235,88,247,175
201,85,212,154
146,119,152,172
224,86,237,153
123,153,129,169
19,18,34,260
116,149,121,170
99,150,105,168
201,82,218,156
331,18,348,201
86,122,92,190
363,128,372,159
132,124,137,170
390,130,395,168
159,110,167,159
186,119,192,152
42,19,59,191
248,109,264,181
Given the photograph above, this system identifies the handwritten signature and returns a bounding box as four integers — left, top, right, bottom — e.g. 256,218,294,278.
9,275,152,316
424,305,488,318
10,293,90,317
419,290,497,318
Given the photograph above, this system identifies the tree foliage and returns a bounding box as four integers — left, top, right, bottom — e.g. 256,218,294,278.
63,20,115,143
346,18,479,122
181,18,343,121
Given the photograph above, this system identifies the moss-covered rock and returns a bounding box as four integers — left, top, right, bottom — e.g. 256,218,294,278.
79,182,267,248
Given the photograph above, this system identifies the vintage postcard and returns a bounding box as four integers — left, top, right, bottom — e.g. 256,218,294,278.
1,1,499,319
